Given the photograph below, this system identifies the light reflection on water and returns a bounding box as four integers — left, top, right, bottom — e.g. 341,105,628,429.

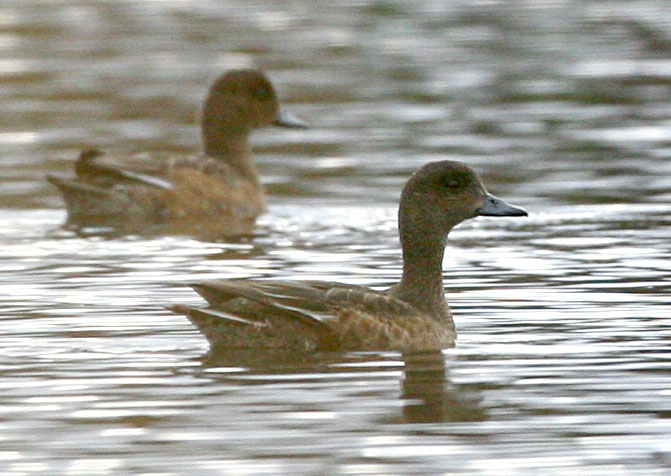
2,0,671,474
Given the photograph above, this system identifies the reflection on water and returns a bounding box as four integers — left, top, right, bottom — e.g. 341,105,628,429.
400,351,487,424
203,350,487,425
2,0,671,474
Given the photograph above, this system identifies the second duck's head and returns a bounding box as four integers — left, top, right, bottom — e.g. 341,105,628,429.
201,69,306,154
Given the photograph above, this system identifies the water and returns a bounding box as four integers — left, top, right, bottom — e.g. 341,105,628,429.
1,1,671,474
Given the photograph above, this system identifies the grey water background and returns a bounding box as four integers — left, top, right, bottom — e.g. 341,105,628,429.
1,1,671,474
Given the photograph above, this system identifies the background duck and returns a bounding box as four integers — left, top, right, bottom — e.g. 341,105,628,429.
171,160,527,354
47,69,307,237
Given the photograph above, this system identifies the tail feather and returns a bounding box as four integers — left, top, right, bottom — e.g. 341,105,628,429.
169,305,266,347
169,304,264,329
169,303,323,351
47,174,128,219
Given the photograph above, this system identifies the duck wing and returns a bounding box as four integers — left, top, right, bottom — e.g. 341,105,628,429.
191,279,336,325
52,148,236,192
173,279,432,352
73,149,175,190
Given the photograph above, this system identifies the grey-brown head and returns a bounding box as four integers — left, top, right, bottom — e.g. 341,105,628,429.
201,69,306,156
399,160,527,241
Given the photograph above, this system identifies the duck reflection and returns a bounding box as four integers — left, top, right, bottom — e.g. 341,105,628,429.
400,351,486,423
198,348,485,424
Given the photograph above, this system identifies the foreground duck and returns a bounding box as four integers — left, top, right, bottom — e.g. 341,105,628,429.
48,69,306,237
171,161,527,353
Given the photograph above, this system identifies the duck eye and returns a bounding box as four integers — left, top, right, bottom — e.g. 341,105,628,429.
441,176,462,189
252,87,270,99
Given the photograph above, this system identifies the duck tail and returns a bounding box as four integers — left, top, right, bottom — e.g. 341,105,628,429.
168,304,267,347
47,174,130,220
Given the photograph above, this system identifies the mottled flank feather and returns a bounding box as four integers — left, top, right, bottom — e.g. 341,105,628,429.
171,161,528,353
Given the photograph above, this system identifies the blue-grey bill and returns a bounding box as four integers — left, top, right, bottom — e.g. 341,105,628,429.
274,110,308,129
476,194,528,217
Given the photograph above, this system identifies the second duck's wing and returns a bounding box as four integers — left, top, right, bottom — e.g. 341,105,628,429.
70,148,232,190
73,149,175,190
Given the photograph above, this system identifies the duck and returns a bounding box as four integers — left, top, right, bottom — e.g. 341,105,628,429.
170,160,527,353
47,69,307,237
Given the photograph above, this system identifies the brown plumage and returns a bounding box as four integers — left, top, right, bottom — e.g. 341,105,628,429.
47,69,306,238
171,160,528,353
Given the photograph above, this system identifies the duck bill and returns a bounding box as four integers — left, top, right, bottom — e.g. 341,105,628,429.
476,193,528,217
274,110,308,129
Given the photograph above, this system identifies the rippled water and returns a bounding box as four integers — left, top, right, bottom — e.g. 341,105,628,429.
2,1,671,474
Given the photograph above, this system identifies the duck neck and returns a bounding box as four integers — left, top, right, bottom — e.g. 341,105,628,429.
202,120,258,181
393,210,451,320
